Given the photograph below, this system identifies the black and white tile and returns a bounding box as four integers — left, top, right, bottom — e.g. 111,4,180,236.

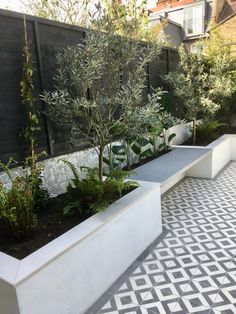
89,162,236,314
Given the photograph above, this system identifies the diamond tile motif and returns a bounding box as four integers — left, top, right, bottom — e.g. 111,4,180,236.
89,162,236,314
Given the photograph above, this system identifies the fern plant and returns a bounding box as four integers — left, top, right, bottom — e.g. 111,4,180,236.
61,160,139,216
0,157,44,239
196,120,226,145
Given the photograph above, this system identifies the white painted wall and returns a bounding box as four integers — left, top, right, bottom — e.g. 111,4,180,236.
0,281,20,314
208,136,232,178
186,135,236,179
167,122,192,145
0,253,20,314
230,135,236,160
0,181,162,314
162,170,186,194
187,152,213,178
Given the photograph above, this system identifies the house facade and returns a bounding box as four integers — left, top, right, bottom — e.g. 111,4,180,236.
149,0,236,51
210,1,236,54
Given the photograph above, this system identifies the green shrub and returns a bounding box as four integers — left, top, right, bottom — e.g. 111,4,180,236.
0,155,48,239
62,160,139,216
196,120,226,145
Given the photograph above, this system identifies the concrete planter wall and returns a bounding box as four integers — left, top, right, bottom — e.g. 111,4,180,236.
0,181,161,314
186,135,236,179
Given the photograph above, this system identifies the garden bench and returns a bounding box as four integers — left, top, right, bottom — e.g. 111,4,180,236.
130,147,212,194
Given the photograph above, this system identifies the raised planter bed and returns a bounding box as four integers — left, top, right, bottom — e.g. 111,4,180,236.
2,134,235,314
130,134,236,193
186,134,236,178
0,180,161,314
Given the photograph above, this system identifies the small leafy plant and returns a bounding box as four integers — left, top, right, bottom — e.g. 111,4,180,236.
0,156,45,239
196,120,226,145
62,160,139,216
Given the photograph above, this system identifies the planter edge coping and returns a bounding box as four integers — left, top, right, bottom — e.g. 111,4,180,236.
171,134,236,150
0,180,160,287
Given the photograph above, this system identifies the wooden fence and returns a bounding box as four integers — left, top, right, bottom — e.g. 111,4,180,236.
0,8,179,164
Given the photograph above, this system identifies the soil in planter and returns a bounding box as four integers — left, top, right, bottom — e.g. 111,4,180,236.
123,149,170,171
0,187,136,260
182,127,236,146
0,194,89,260
0,149,175,260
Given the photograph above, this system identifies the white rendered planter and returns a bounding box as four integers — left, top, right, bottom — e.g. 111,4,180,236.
186,134,236,178
131,134,236,195
0,181,162,314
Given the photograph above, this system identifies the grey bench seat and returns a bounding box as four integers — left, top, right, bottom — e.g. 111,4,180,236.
130,147,212,193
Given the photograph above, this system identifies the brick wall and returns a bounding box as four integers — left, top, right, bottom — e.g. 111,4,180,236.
217,15,236,54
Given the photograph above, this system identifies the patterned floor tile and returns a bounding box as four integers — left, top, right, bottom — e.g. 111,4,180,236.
91,163,236,314
139,302,168,314
172,296,211,314
183,278,219,296
141,289,179,313
210,303,236,314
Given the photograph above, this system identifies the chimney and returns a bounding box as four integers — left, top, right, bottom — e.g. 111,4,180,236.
212,0,227,22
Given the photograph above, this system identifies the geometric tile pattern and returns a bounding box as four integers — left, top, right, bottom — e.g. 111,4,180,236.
88,162,236,314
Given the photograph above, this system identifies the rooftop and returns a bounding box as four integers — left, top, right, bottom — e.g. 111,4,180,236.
218,0,236,23
149,0,198,13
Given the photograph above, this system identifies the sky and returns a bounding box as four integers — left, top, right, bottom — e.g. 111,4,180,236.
0,0,23,11
0,0,158,13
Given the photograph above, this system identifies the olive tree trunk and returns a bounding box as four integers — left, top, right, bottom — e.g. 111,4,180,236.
98,146,104,181
192,117,197,145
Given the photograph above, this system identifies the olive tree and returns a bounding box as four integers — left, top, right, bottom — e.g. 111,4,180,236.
164,45,229,145
204,30,236,126
42,8,159,180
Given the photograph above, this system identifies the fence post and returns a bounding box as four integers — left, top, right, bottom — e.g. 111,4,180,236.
33,19,54,155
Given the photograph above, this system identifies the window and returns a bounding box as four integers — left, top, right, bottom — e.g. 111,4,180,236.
184,2,205,37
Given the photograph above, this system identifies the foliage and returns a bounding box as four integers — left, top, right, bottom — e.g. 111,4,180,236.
42,5,160,180
103,136,151,171
164,44,231,144
101,0,163,42
0,156,45,239
20,0,92,27
103,89,182,169
203,30,236,125
62,160,139,216
158,112,183,152
131,89,182,155
20,16,49,209
196,120,226,145
0,17,49,239
20,16,41,165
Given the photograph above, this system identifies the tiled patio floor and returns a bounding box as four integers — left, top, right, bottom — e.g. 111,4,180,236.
88,162,236,314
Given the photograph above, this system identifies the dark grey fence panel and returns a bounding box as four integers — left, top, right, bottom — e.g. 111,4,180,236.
37,21,86,155
0,13,48,163
168,49,184,117
0,8,179,164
